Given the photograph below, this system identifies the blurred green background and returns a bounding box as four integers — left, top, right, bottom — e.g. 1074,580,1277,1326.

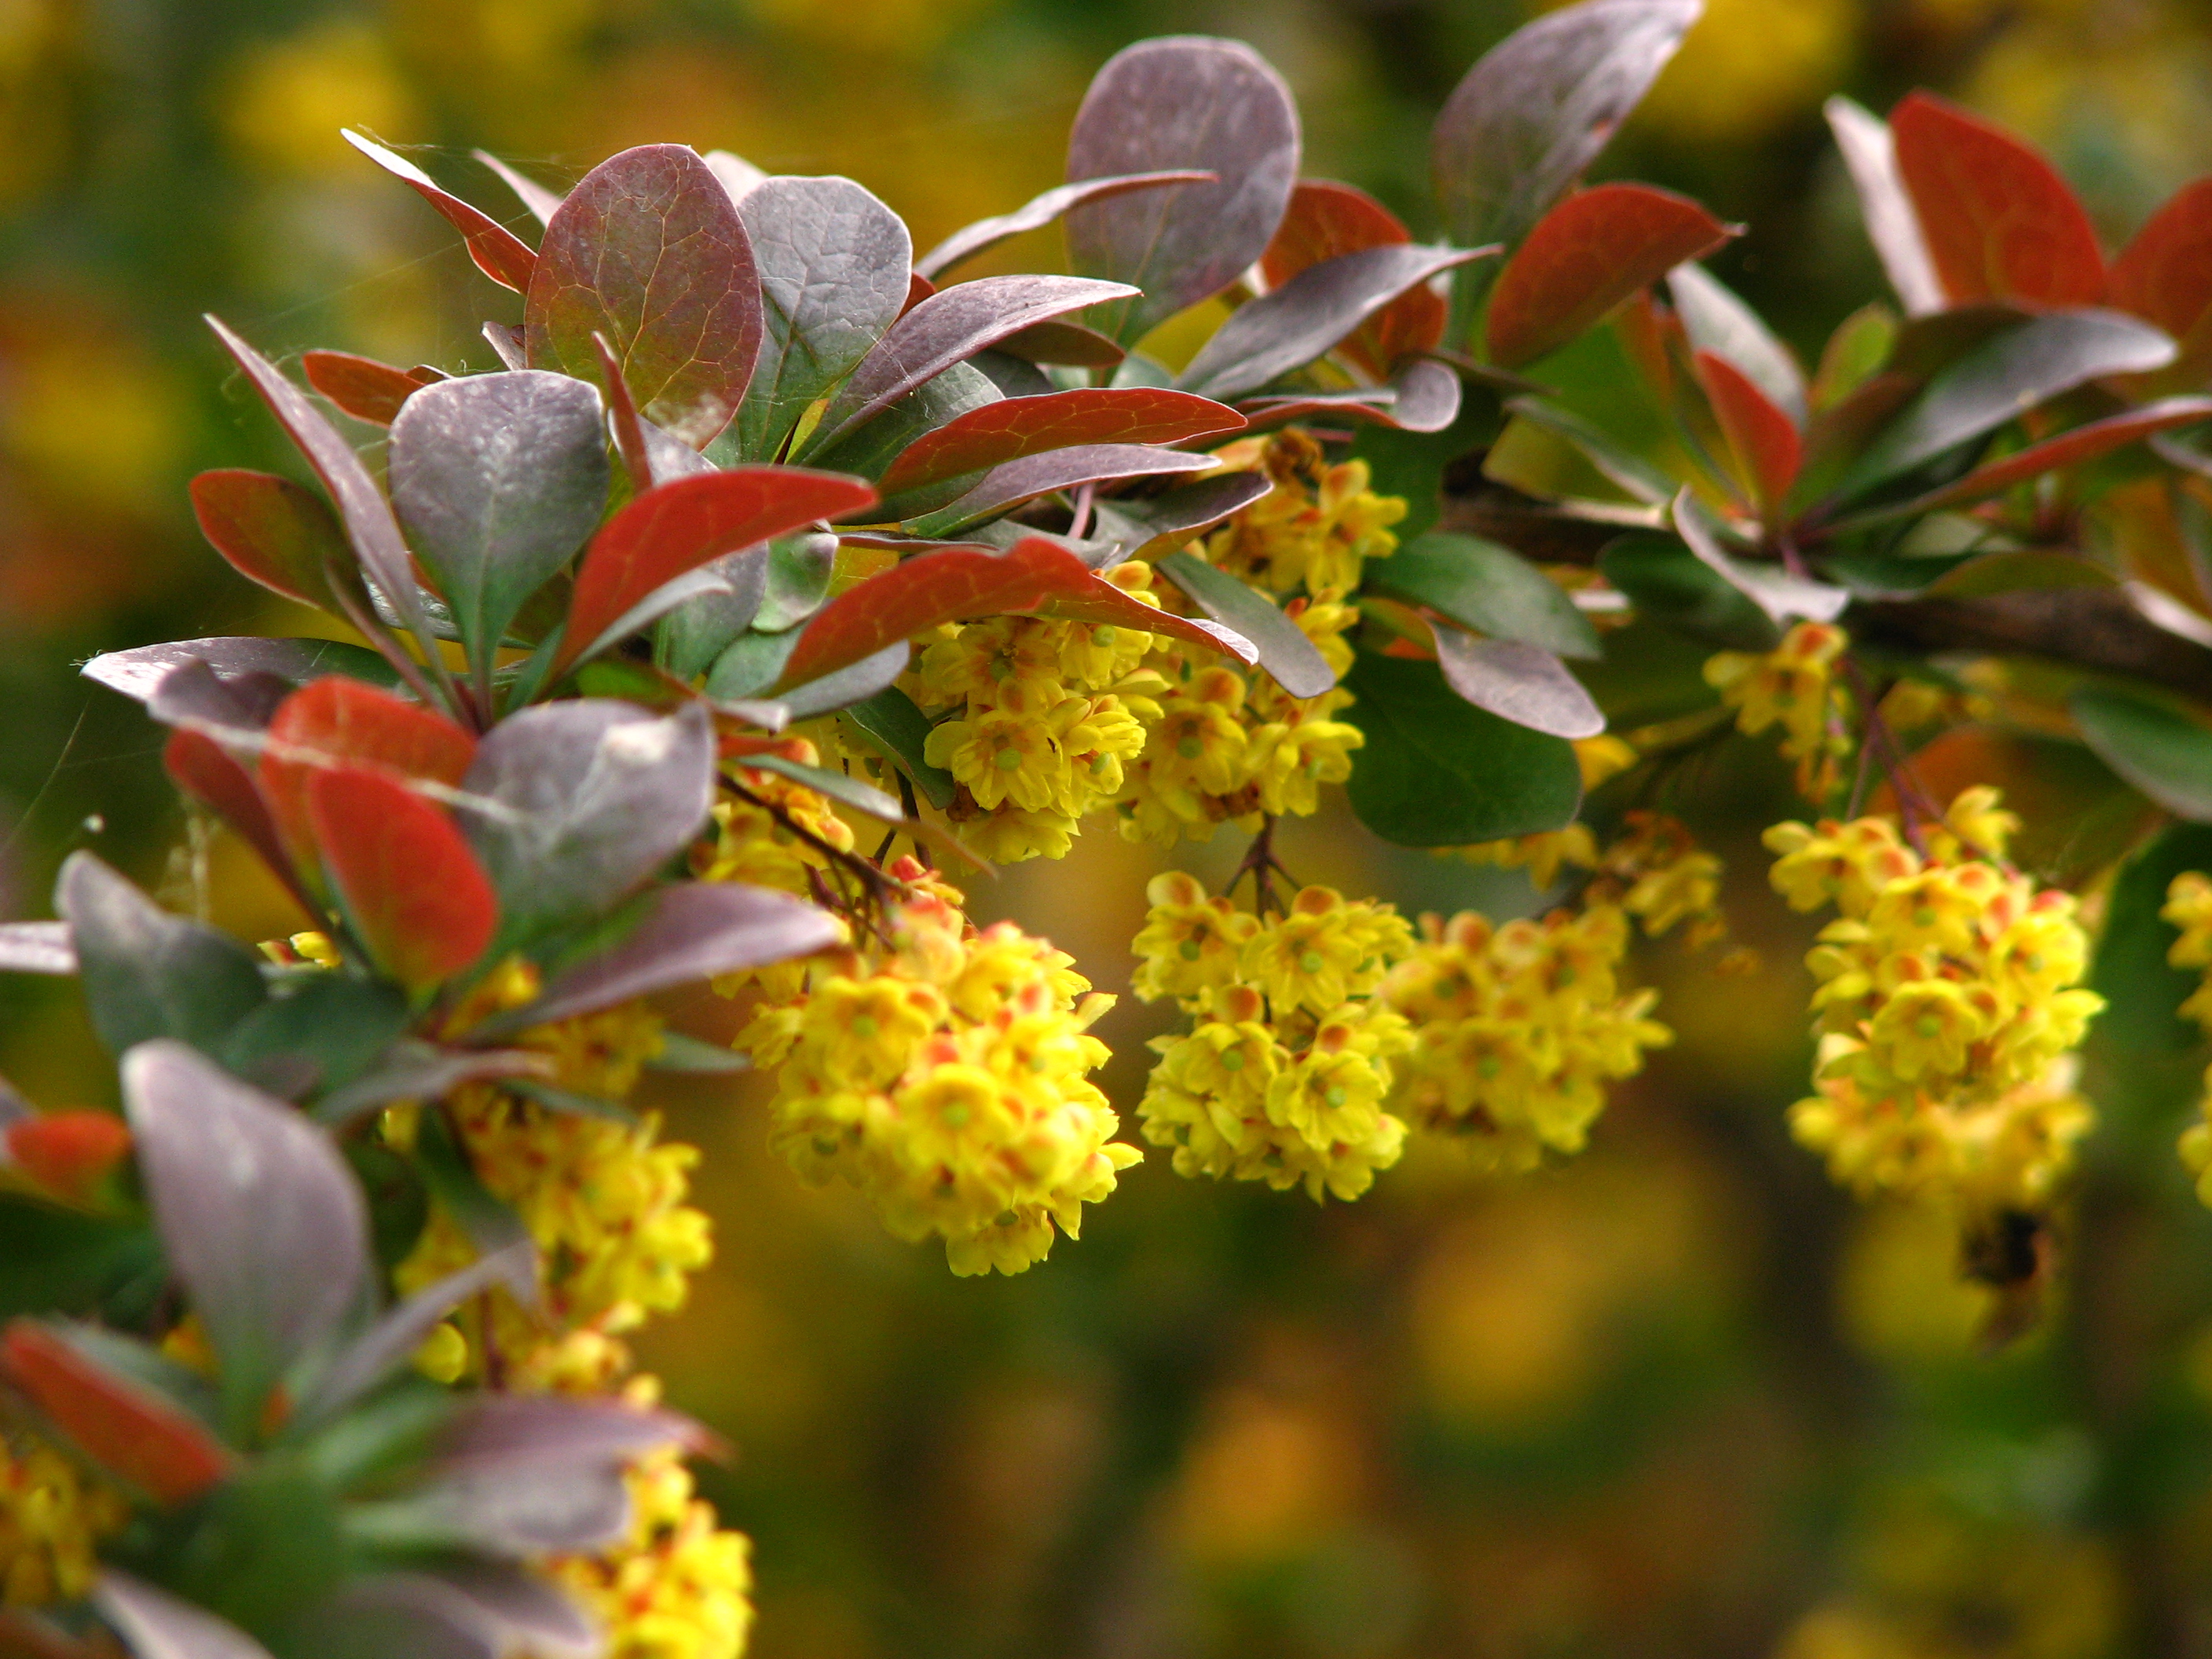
13,0,2212,1654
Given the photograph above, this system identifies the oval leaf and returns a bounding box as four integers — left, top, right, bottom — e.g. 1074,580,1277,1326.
1184,243,1492,401
1342,652,1584,845
1433,0,1700,308
1824,97,1945,317
1064,36,1301,346
189,469,364,614
389,371,610,686
1672,490,1848,624
1891,91,2104,308
560,467,877,675
1667,262,1807,425
804,275,1137,458
1485,183,1732,371
1238,357,1463,434
1835,309,2177,499
3,1328,233,1505
917,170,1214,280
306,767,499,990
733,175,912,463
1261,179,1447,378
457,701,717,935
302,351,444,427
122,1038,372,1420
260,676,478,878
1155,550,1335,698
1431,625,1606,738
523,144,763,448
904,443,1216,537
1694,348,1802,511
1368,531,1600,658
55,854,268,1060
83,636,401,705
878,387,1245,497
776,535,1253,690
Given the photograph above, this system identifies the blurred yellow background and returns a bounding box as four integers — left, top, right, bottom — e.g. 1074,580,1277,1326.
11,0,2212,1654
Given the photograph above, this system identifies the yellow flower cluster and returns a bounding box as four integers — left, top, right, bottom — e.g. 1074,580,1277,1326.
908,580,1160,863
1766,789,2100,1218
545,1441,756,1659
1115,432,1399,847
395,968,712,1385
0,1436,126,1607
1133,875,1417,1201
2158,873,2212,1203
1705,620,1854,799
737,856,1138,1275
1605,811,1727,946
1375,903,1672,1174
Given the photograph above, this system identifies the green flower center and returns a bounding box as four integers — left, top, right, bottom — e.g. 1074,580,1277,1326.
995,749,1025,771
1299,950,1325,974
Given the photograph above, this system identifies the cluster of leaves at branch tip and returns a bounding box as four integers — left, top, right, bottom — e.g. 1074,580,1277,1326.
30,0,2212,1650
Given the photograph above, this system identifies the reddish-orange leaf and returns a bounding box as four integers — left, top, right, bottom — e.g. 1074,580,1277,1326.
2109,178,2212,386
301,351,444,426
165,729,313,914
5,1111,131,1205
259,677,478,877
1695,348,1802,514
1613,289,1684,405
775,536,1254,691
1895,396,2212,516
189,469,358,612
1891,91,2104,308
559,467,878,673
306,767,497,990
344,130,538,294
1,1321,234,1505
1485,183,1734,370
1259,180,1447,377
903,271,936,317
879,389,1245,496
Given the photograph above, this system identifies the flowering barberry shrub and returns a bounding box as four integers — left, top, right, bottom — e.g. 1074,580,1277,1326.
15,0,2212,1652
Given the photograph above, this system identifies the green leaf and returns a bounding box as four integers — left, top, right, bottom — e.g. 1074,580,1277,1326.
707,628,801,700
648,1032,751,1075
742,753,906,824
1342,652,1582,846
219,975,412,1100
2072,686,2212,820
0,1196,157,1321
1598,532,1779,651
841,686,956,810
1367,531,1600,659
1156,551,1335,699
2089,822,2212,1056
415,1104,534,1273
56,854,269,1060
753,533,840,632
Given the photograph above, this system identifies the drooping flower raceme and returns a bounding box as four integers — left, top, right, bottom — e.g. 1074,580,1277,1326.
1766,790,2100,1221
1705,620,1854,800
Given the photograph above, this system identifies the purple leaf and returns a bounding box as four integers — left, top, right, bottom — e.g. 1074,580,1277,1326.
1180,243,1492,401
704,149,767,205
388,372,610,692
802,275,1136,459
83,637,401,705
906,443,1216,536
733,175,912,462
299,1240,537,1423
323,1570,595,1659
481,323,526,371
1086,471,1275,566
458,701,717,934
1238,357,1463,434
1154,551,1335,698
988,318,1126,368
0,922,72,976
915,169,1216,280
313,1045,553,1128
121,1040,371,1420
1432,0,1701,255
471,149,565,226
95,1572,276,1659
524,145,764,449
1431,626,1606,738
146,659,293,748
438,1393,710,1470
487,882,842,1032
205,317,457,709
1064,37,1301,346
1825,97,1943,317
57,854,269,1058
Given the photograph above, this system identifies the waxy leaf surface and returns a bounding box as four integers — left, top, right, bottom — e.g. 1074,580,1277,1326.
1672,490,1848,624
56,854,267,1060
917,170,1214,281
1064,36,1301,346
1367,531,1601,658
2073,687,2212,821
474,149,565,225
1432,626,1606,738
189,470,364,615
1183,243,1491,401
1825,97,1945,316
1485,183,1731,369
804,275,1136,457
1155,551,1335,698
879,388,1243,496
562,467,875,673
1259,180,1446,376
389,371,610,685
84,637,400,705
1668,263,1807,424
1695,349,1801,511
525,144,763,448
777,537,1254,690
301,351,443,427
1238,357,1463,434
908,443,1216,536
1891,91,2104,308
307,767,499,990
260,676,478,877
734,175,912,462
